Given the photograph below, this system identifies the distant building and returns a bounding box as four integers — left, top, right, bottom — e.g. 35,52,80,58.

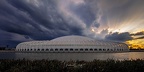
16,35,129,52
0,47,6,50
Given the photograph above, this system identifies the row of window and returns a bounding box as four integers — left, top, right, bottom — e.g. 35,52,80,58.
18,46,127,49
17,48,128,52
19,44,127,47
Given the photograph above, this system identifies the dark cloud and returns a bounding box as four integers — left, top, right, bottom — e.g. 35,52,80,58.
135,36,144,39
131,31,144,36
92,21,100,28
105,32,133,41
0,0,87,47
0,30,22,47
0,0,85,38
69,2,97,27
130,31,144,40
0,0,144,47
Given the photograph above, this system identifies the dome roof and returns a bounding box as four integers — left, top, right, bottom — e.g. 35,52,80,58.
16,35,129,52
51,35,94,42
49,35,97,45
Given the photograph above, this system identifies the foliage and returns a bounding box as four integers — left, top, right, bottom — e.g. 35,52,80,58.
0,59,144,72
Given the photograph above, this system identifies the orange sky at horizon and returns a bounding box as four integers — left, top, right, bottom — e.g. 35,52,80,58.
126,39,144,49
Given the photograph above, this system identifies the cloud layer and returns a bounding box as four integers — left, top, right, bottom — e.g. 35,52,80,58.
105,32,133,41
0,0,144,47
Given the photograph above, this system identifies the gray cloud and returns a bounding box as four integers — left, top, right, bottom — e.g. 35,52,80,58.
0,0,85,39
131,31,144,36
0,0,101,47
105,32,133,41
135,36,144,39
0,0,144,47
130,31,144,40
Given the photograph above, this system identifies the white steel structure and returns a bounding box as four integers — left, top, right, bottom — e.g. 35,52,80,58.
16,35,129,52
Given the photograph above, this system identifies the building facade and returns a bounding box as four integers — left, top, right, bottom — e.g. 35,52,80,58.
16,35,129,52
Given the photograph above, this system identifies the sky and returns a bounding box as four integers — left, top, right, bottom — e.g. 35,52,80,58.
0,0,144,48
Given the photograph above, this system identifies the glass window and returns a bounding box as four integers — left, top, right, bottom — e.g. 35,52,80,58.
46,49,49,51
75,49,78,51
37,49,40,51
65,49,68,51
85,49,88,51
34,49,36,51
27,49,29,51
90,49,93,51
30,49,33,51
41,49,44,51
99,49,102,51
55,49,58,51
50,49,53,51
70,49,73,51
80,49,83,51
103,49,106,51
60,49,63,51
94,49,97,51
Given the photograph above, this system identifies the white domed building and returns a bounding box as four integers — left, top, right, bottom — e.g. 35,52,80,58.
15,35,129,52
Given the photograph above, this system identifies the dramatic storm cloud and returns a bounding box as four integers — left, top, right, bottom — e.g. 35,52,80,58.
0,0,144,47
105,32,133,41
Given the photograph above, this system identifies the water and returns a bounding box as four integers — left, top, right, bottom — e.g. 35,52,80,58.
0,52,144,61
